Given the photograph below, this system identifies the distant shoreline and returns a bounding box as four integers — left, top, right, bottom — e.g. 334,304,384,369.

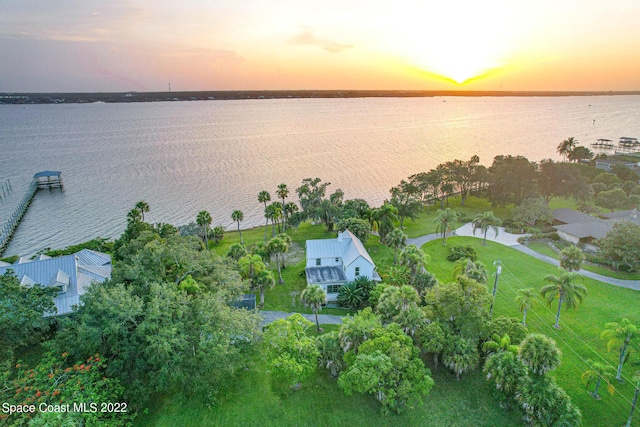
1,89,640,105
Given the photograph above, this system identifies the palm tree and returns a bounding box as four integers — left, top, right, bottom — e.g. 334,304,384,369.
301,284,326,332
212,225,225,244
518,333,562,376
266,236,289,283
399,245,429,279
601,318,639,381
277,183,289,230
581,360,615,399
540,270,587,329
384,228,408,264
483,351,527,400
452,258,488,284
443,335,479,380
253,269,275,307
559,245,585,272
231,210,244,244
370,203,398,242
266,202,282,236
238,254,265,280
516,287,538,326
127,208,142,225
196,210,212,249
557,137,577,161
433,208,459,245
258,190,271,240
135,200,150,222
472,211,502,245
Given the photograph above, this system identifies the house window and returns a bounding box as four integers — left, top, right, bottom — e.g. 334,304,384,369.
316,258,321,266
355,267,360,276
335,257,339,263
327,284,342,294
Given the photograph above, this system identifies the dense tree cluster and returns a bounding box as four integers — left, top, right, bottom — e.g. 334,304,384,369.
55,222,262,408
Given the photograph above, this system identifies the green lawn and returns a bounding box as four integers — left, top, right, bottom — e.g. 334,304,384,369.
136,337,521,427
402,195,515,238
422,236,640,427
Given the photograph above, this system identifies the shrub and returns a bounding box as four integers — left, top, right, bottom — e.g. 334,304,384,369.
447,245,477,262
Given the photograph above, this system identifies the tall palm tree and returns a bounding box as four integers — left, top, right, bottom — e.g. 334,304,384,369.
556,137,577,161
266,203,282,236
516,287,538,326
601,318,639,381
135,200,150,222
581,360,615,399
370,203,398,242
518,333,562,376
384,227,408,264
472,211,502,245
231,210,244,244
540,269,587,329
277,183,289,230
258,190,271,240
196,210,212,249
559,245,585,272
266,236,289,284
433,208,459,245
301,284,326,332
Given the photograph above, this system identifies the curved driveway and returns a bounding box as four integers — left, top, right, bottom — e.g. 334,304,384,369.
409,223,640,291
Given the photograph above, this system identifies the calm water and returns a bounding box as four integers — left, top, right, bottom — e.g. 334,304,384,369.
1,96,639,256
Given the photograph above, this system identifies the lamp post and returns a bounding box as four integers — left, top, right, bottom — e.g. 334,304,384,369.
490,260,502,317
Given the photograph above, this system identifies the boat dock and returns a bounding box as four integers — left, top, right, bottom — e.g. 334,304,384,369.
592,137,640,153
591,138,615,149
0,171,63,256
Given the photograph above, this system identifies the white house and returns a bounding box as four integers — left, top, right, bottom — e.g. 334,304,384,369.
0,249,112,316
305,229,380,302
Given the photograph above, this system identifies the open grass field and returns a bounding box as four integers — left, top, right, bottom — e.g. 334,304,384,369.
135,348,522,427
423,236,640,427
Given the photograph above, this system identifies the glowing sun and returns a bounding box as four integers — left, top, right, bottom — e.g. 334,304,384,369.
392,1,526,85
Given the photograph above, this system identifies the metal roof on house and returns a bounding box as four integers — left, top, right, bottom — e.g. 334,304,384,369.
305,266,346,284
306,229,374,266
552,208,602,225
0,249,111,316
75,249,111,266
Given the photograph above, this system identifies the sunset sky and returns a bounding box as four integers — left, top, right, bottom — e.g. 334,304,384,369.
1,0,639,92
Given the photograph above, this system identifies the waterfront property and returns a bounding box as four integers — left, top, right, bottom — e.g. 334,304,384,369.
0,249,111,316
304,229,380,302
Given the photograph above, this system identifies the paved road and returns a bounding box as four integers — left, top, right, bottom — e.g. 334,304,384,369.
260,311,345,327
408,223,640,291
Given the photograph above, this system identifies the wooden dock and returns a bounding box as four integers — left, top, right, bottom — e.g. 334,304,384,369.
0,171,63,256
